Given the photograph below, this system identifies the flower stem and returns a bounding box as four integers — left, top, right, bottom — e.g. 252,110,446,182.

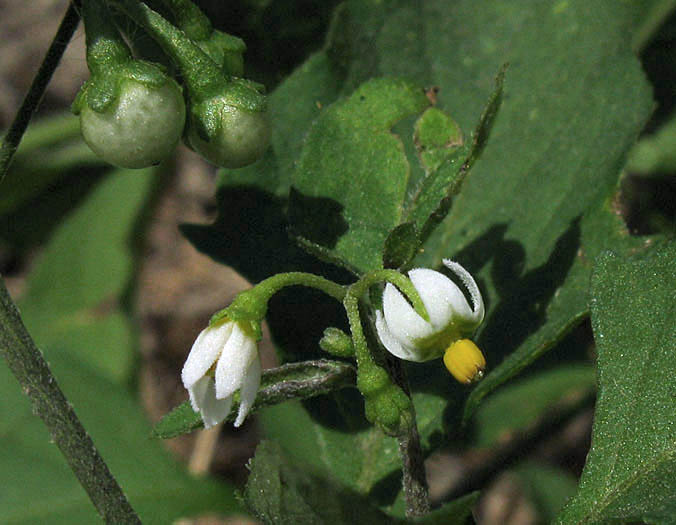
222,271,347,323
114,0,222,94
352,269,429,322
83,0,131,74
159,0,213,40
0,0,81,183
0,278,140,523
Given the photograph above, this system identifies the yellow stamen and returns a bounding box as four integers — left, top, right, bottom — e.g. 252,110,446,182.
443,339,486,384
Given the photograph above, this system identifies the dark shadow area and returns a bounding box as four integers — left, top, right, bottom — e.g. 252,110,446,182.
181,183,357,411
288,186,349,250
475,218,580,360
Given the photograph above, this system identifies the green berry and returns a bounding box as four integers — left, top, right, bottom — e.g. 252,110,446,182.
79,76,185,169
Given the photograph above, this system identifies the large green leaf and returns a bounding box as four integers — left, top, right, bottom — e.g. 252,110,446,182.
244,440,394,524
2,169,241,523
183,0,656,510
290,77,430,274
17,170,157,382
555,243,676,524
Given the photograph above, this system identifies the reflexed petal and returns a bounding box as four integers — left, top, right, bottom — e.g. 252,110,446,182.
443,259,484,324
214,323,257,400
409,268,473,328
382,282,435,347
375,310,419,361
234,354,262,427
181,321,234,389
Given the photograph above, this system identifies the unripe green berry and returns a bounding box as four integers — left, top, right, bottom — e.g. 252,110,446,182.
186,95,270,169
79,77,185,169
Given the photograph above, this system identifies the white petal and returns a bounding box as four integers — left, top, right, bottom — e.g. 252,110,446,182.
214,323,257,400
188,376,233,428
442,260,485,324
375,310,420,361
382,282,435,347
234,354,262,427
181,322,234,389
187,375,211,413
409,268,473,329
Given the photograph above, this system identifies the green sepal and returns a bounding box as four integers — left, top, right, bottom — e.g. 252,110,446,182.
125,59,172,88
73,60,179,115
198,31,246,77
218,78,267,112
78,74,120,114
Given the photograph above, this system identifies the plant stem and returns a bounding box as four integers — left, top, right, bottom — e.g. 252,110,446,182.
0,0,81,183
115,0,222,93
389,358,431,517
0,278,141,523
398,415,431,517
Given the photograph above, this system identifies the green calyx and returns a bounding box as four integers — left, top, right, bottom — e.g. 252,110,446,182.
159,0,246,76
114,0,270,168
72,60,176,114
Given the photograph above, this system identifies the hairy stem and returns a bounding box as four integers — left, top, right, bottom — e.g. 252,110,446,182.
0,0,81,183
0,279,140,523
390,359,431,517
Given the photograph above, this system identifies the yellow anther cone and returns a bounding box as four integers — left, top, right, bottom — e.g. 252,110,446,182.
443,339,486,384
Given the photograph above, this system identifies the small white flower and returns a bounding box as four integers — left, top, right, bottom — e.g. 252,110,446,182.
375,259,485,363
181,319,261,428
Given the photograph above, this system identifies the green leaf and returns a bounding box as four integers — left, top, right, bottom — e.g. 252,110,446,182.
184,0,659,506
290,77,430,274
153,360,357,439
471,365,595,450
514,462,578,522
245,440,394,525
18,169,157,383
383,222,420,269
627,110,676,174
2,169,241,522
462,189,655,422
415,492,479,524
555,243,676,524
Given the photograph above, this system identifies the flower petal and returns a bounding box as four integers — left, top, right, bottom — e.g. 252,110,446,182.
214,323,257,400
382,282,435,347
376,309,420,361
181,322,234,389
188,375,233,428
187,375,211,413
409,268,473,329
234,354,262,427
442,260,485,325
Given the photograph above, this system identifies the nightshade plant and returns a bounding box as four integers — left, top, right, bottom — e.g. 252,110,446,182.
0,1,674,524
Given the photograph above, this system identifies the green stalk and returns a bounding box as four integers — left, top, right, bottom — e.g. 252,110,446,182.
115,0,222,93
0,1,81,182
83,0,131,73
0,279,140,523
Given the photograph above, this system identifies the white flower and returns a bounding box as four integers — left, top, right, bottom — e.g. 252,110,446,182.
181,319,262,428
375,259,485,364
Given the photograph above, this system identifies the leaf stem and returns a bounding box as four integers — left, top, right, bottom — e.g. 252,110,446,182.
0,278,141,523
0,0,82,183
